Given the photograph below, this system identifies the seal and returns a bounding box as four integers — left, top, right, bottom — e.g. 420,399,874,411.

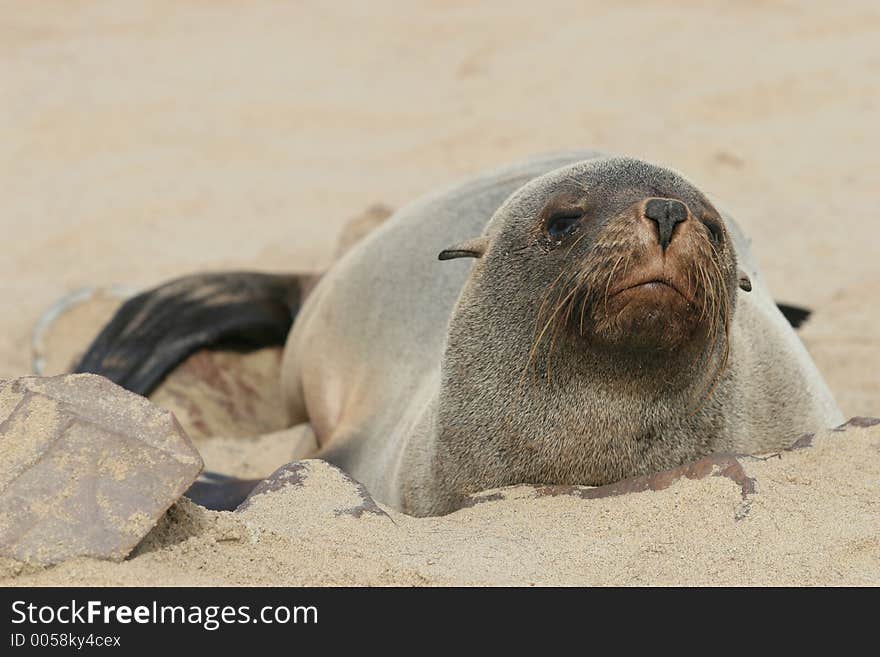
75,152,843,516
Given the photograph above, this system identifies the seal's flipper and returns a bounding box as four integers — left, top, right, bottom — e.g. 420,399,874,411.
776,303,811,329
185,472,262,511
74,272,308,396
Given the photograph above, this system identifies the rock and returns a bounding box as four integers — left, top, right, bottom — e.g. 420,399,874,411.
0,374,203,564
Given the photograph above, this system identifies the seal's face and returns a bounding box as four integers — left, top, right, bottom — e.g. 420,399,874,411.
442,157,742,369
532,184,733,354
492,159,740,367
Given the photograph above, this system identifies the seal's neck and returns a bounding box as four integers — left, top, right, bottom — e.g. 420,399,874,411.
432,275,731,509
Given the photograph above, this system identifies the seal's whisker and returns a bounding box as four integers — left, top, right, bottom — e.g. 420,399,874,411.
528,274,580,384
607,252,634,330
696,263,710,326
527,264,581,384
533,266,571,334
709,257,732,372
531,276,568,370
686,264,720,413
541,284,580,384
603,254,625,317
513,259,581,420
687,254,732,415
621,252,633,283
509,261,578,428
549,277,585,382
565,232,588,256
579,278,590,337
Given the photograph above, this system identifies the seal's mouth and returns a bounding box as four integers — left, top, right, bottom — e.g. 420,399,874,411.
566,249,719,353
610,277,694,305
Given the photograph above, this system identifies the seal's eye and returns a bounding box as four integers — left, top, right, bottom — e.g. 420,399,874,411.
546,212,582,239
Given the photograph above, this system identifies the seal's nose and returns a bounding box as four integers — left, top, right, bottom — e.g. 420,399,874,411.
644,198,688,249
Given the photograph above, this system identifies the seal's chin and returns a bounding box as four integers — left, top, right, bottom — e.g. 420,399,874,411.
589,272,703,352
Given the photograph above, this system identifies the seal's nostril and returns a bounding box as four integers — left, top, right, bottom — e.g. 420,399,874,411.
644,198,669,222
644,198,689,249
667,199,688,224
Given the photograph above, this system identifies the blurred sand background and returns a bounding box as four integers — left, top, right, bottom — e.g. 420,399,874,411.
2,0,878,414
1,1,878,585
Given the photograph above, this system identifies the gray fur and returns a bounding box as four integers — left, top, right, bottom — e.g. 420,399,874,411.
282,152,842,516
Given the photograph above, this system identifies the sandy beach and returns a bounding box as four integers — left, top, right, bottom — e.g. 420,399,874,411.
1,0,878,585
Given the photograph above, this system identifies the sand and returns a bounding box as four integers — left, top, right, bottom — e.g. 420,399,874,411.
1,0,878,585
3,421,879,586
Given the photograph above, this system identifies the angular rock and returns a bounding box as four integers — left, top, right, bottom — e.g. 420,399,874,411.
0,374,203,564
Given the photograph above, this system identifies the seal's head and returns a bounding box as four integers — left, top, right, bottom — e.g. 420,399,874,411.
433,157,751,507
441,156,748,373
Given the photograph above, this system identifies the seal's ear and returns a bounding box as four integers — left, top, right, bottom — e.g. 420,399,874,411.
438,237,489,261
738,269,752,292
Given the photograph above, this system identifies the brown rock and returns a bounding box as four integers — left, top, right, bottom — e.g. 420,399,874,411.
0,374,203,564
